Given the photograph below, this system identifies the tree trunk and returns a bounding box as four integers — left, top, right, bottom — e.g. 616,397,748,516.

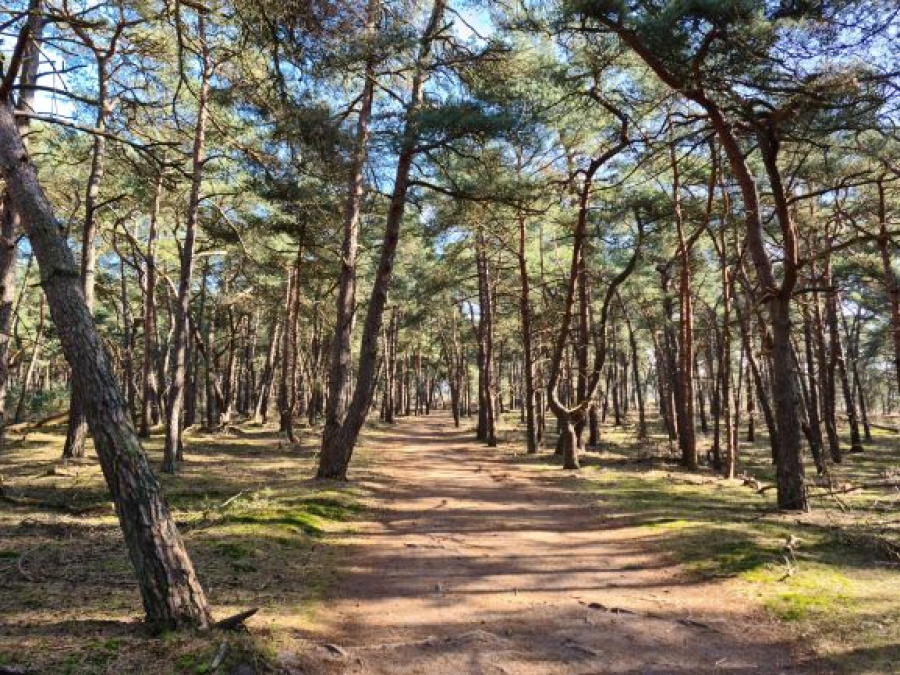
0,89,210,630
713,157,737,478
0,197,18,437
64,41,117,459
254,315,280,424
139,170,164,437
118,236,138,422
877,178,900,399
735,297,779,460
771,293,807,510
801,306,826,474
605,19,807,509
14,296,43,423
318,0,447,480
279,250,301,442
163,14,209,472
723,113,806,509
660,265,689,454
842,308,872,441
812,289,841,463
0,3,42,440
475,229,497,446
671,136,697,469
826,282,863,453
620,297,647,439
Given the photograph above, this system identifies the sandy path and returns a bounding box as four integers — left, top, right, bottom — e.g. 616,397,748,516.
283,414,821,675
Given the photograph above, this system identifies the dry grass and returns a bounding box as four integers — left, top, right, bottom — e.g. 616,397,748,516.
0,421,369,675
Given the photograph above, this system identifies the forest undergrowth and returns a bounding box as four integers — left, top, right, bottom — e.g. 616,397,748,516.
501,412,900,675
0,420,368,675
2,412,900,674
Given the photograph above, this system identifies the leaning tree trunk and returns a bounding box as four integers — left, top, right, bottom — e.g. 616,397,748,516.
318,0,447,480
320,0,379,455
723,112,807,510
0,93,210,630
601,13,807,510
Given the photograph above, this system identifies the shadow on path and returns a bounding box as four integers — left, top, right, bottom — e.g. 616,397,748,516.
285,413,828,675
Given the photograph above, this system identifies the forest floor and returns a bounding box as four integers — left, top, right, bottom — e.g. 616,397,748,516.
1,412,899,674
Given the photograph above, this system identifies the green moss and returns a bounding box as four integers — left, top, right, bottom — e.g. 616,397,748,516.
223,494,362,535
745,565,858,622
697,540,772,576
768,591,835,621
100,638,126,652
299,496,364,520
228,509,325,534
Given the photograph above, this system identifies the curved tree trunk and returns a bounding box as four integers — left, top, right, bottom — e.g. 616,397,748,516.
600,25,807,508
0,94,210,630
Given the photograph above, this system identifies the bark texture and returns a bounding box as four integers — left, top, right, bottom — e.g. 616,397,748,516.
0,100,210,630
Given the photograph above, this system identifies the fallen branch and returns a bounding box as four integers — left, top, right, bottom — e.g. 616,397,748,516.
322,643,349,659
581,600,719,632
808,481,900,497
213,608,259,631
209,640,229,671
218,491,247,510
585,602,634,614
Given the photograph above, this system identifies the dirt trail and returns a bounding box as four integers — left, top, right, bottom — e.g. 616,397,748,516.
284,414,820,675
